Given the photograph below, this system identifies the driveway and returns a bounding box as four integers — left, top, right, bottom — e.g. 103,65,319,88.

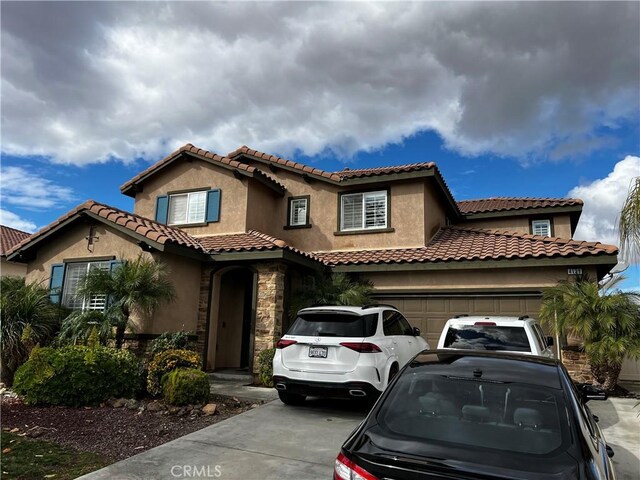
589,396,640,480
79,399,366,480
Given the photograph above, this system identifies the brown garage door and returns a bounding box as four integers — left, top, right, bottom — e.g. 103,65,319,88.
375,294,542,348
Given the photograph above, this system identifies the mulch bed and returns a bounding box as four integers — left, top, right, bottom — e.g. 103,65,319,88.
1,394,258,461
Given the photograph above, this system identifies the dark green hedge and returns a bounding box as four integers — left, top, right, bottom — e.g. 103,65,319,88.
162,368,210,406
14,345,140,407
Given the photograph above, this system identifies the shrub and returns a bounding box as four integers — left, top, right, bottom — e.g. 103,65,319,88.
13,345,140,406
256,348,275,387
147,349,201,396
148,332,195,357
56,310,113,346
162,368,210,406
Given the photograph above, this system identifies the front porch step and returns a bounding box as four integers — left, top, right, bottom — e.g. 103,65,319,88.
208,370,252,383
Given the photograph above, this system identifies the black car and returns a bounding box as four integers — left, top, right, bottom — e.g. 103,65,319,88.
335,350,615,480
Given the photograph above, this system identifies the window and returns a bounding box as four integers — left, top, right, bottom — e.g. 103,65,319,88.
383,311,404,336
168,191,207,225
532,219,551,236
61,261,109,310
340,190,388,231
287,313,378,337
288,196,309,227
443,326,531,352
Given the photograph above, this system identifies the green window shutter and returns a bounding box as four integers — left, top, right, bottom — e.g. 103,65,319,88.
49,263,65,304
206,189,221,223
155,195,169,224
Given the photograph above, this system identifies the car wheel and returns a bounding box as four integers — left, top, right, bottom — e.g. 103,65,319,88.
388,364,399,385
278,391,306,405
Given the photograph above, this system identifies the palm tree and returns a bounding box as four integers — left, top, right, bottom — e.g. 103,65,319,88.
0,276,59,385
78,255,176,348
539,276,640,391
618,176,640,262
288,273,375,316
57,310,114,346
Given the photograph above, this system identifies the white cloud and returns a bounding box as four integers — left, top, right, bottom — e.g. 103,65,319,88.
1,2,638,165
570,156,640,247
0,209,37,233
0,166,75,209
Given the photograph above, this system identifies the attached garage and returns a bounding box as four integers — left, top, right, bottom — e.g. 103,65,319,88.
374,293,542,348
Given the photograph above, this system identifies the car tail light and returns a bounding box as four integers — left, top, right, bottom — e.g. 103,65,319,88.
276,339,297,349
339,342,382,353
335,452,379,480
474,322,496,326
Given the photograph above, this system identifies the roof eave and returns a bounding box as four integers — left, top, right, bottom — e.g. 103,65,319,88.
461,204,583,220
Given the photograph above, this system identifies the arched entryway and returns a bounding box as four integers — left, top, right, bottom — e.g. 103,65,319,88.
206,267,257,371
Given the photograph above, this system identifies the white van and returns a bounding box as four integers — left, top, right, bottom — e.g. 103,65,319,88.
436,315,554,358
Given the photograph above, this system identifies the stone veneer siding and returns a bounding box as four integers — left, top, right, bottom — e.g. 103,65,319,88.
253,262,287,374
561,346,593,383
195,264,214,363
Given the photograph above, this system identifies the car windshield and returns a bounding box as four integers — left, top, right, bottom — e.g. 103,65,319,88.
287,312,377,337
444,325,531,352
377,372,568,456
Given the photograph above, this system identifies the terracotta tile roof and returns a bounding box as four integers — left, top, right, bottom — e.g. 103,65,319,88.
197,230,321,262
458,197,583,214
314,226,617,266
228,145,342,182
120,144,285,194
334,162,436,179
6,200,208,257
0,225,31,256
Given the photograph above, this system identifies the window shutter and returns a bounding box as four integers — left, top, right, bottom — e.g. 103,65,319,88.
106,260,123,308
206,189,221,223
49,263,65,304
155,195,169,224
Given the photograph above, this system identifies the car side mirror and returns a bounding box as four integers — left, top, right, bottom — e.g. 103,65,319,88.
546,336,554,346
578,383,607,402
413,326,421,336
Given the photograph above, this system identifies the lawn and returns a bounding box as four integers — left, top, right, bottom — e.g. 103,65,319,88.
1,431,110,480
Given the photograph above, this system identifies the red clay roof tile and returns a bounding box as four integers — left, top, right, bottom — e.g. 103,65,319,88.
314,226,617,266
0,225,31,256
458,197,583,214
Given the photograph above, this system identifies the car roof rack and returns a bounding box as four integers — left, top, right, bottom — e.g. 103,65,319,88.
454,314,469,318
362,303,397,310
518,315,530,320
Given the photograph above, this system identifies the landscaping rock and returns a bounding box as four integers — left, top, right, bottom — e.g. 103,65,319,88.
202,403,217,416
146,401,164,412
112,398,127,408
125,399,139,410
25,426,46,438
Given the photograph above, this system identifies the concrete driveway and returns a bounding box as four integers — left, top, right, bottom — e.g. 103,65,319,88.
79,399,366,480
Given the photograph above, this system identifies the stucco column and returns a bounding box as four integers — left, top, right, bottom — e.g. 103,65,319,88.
196,264,215,364
253,262,287,373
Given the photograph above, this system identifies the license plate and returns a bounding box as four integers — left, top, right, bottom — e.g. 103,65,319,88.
309,346,328,358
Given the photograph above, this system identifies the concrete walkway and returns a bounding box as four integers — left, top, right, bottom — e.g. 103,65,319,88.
590,397,640,480
79,399,365,480
209,380,278,403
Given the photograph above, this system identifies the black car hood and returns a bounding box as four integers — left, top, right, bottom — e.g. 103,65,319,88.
352,426,580,480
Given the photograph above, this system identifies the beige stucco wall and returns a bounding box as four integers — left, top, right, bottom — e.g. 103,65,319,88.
133,158,249,236
458,213,573,238
24,222,201,334
423,179,448,242
362,265,599,292
1,258,27,277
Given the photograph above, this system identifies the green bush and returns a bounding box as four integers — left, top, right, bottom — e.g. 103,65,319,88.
162,368,210,406
256,348,275,387
13,345,140,406
147,349,201,396
148,332,195,357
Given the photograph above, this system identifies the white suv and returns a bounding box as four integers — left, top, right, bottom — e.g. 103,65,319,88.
436,315,555,358
272,305,430,404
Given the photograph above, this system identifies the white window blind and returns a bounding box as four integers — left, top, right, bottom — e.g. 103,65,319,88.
289,198,308,226
168,191,207,225
62,261,109,311
532,219,551,236
341,191,387,231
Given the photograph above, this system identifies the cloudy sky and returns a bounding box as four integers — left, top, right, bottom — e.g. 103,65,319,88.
1,1,639,285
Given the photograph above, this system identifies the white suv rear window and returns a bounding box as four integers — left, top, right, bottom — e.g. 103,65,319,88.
288,313,378,337
443,326,531,352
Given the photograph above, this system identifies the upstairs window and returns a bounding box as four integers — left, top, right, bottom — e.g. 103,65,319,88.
288,196,310,227
340,190,388,231
168,191,207,225
62,261,109,310
532,219,551,236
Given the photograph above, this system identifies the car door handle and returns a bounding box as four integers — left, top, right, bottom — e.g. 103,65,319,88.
605,445,615,458
592,414,599,423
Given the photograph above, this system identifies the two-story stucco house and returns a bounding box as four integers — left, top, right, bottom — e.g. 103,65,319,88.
6,144,618,374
